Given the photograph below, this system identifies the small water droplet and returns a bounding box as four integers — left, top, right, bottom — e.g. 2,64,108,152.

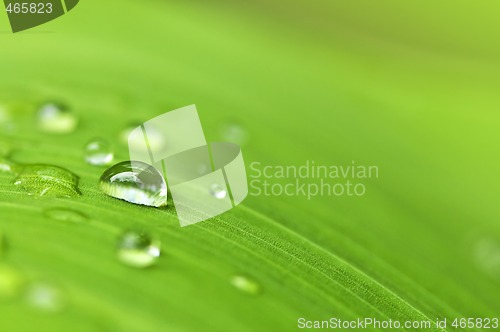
37,102,78,134
475,238,500,278
122,122,164,150
44,208,88,223
0,157,18,174
120,122,139,144
230,274,261,295
117,230,161,268
197,163,210,175
100,161,167,207
13,164,80,198
25,281,66,313
210,184,227,199
84,138,114,166
0,105,10,123
0,264,24,301
221,123,249,146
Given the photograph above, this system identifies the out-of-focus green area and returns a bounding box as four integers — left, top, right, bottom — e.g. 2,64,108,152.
1,1,500,331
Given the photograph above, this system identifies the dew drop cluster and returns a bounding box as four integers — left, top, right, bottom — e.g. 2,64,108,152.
0,101,259,316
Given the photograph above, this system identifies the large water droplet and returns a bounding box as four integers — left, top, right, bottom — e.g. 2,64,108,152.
230,274,261,295
221,123,249,146
13,165,80,198
100,161,167,207
25,281,66,313
117,230,161,268
84,138,114,166
44,208,88,223
210,184,227,199
37,102,78,134
0,264,24,301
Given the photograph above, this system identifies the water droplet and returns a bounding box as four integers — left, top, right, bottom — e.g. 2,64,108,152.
100,161,168,207
120,122,139,144
0,105,10,123
0,157,18,174
197,163,210,175
210,184,227,199
230,274,261,295
475,238,500,278
122,122,164,150
25,282,66,313
13,164,80,198
0,264,23,301
37,102,78,134
221,123,248,146
117,230,161,268
44,208,88,223
84,138,114,166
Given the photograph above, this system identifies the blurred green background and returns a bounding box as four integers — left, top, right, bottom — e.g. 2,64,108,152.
0,0,500,331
